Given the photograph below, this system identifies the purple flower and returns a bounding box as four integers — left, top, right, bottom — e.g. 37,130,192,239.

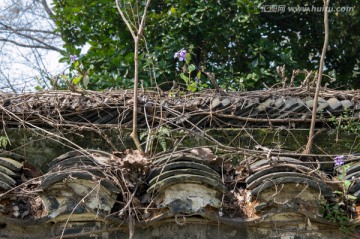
69,55,79,63
334,155,345,167
174,49,187,61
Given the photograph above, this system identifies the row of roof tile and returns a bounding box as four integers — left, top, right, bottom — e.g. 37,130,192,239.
0,88,359,127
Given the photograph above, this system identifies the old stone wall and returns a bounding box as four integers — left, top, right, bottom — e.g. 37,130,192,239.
1,89,360,238
0,128,358,239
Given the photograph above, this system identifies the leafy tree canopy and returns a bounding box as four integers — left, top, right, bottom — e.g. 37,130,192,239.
52,0,359,91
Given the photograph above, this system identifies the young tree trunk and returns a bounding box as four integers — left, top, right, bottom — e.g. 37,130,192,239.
130,38,143,153
304,0,330,154
116,0,152,154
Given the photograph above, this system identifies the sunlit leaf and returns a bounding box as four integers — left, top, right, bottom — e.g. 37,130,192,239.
170,7,177,14
187,81,198,92
72,76,82,84
344,180,352,189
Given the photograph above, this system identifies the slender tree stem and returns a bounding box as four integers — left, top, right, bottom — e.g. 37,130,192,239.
304,0,330,154
115,0,151,154
130,37,143,153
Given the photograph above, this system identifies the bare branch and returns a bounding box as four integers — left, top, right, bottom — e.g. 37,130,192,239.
137,0,151,37
115,0,136,40
0,22,61,52
0,37,61,51
0,26,58,36
40,0,55,20
0,69,17,93
0,0,64,92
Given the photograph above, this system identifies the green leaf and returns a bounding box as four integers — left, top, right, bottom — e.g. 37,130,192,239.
59,57,69,63
344,180,352,189
188,64,196,73
187,81,198,92
251,58,259,68
180,73,189,84
170,7,177,14
347,194,358,200
52,0,360,91
159,139,167,151
185,53,191,64
343,164,351,172
35,86,43,91
0,136,9,149
158,126,171,136
72,76,82,84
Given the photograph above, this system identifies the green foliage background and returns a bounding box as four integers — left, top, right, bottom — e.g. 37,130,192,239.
52,0,359,90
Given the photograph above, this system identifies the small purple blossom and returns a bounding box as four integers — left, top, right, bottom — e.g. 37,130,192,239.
334,155,345,167
174,49,187,61
69,55,79,63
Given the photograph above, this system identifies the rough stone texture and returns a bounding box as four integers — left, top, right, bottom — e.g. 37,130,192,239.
0,219,353,239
